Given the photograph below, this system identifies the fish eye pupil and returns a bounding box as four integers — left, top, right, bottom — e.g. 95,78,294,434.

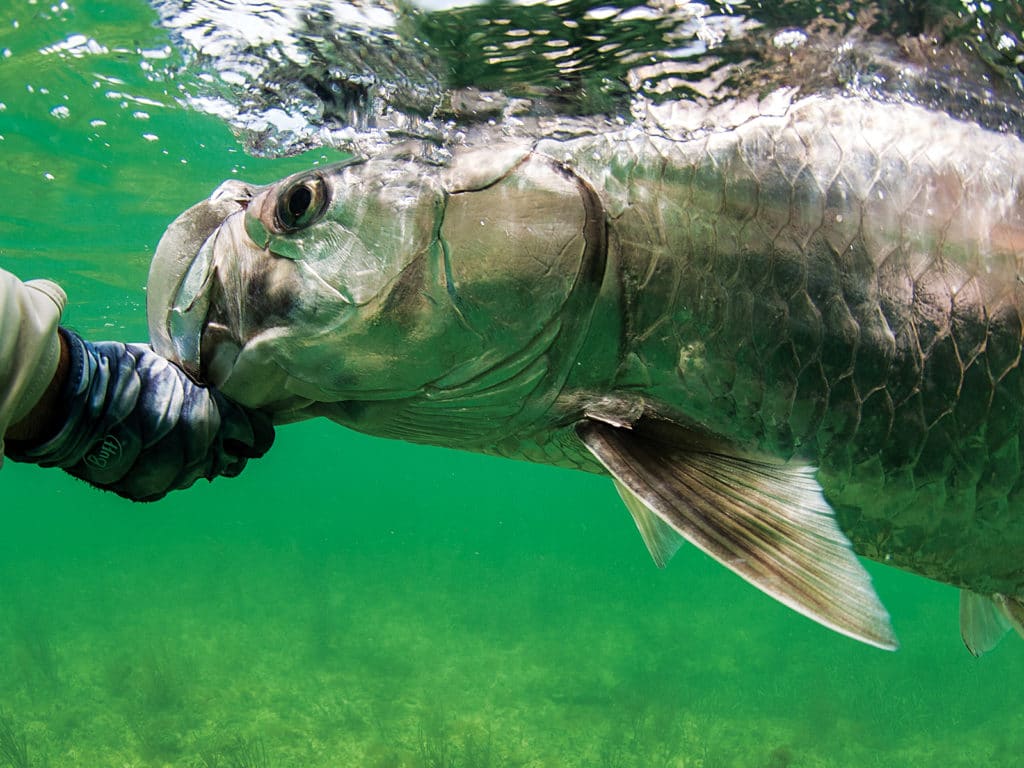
288,185,312,220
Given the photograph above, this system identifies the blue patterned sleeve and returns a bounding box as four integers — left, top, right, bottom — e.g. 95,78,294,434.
6,328,274,501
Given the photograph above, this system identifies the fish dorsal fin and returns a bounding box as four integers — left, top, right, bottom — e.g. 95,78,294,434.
613,478,685,568
577,418,898,650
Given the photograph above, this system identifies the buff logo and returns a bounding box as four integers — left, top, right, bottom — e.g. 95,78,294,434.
84,435,123,470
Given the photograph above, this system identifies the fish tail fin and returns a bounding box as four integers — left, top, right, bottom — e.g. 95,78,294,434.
959,591,1024,656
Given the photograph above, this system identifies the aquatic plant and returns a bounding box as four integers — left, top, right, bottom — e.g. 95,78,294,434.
764,746,794,768
0,711,31,768
135,646,191,713
414,723,526,768
416,725,455,768
460,729,495,768
10,612,60,690
126,711,184,765
197,737,271,768
229,737,271,768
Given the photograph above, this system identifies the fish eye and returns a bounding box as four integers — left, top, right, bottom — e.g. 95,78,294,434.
274,175,327,233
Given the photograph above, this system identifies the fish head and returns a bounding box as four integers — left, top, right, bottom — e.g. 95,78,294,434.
149,147,608,429
148,156,450,413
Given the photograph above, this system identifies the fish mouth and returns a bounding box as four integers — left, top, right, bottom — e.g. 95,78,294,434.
147,180,255,379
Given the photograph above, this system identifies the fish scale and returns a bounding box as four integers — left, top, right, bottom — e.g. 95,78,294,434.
543,96,1024,596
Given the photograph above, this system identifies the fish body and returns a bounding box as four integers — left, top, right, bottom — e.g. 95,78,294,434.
148,94,1024,652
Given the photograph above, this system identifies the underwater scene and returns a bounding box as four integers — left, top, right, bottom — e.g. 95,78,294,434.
3,0,1024,766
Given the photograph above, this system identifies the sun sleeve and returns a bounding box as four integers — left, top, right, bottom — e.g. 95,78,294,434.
0,268,66,463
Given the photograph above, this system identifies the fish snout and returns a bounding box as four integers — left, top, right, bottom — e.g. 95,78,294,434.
147,190,252,375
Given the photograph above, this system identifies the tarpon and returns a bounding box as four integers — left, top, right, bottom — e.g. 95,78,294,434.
147,94,1024,654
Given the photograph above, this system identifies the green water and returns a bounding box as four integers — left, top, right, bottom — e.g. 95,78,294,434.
2,2,1024,766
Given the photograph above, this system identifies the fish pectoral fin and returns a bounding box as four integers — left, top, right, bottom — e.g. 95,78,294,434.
613,478,685,568
576,418,898,651
959,591,1024,656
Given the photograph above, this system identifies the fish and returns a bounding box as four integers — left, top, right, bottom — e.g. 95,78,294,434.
147,93,1024,654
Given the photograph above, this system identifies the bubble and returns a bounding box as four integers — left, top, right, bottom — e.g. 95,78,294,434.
772,29,807,49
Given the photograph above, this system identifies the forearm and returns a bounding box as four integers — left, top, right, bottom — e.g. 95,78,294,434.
5,331,69,443
0,271,66,450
